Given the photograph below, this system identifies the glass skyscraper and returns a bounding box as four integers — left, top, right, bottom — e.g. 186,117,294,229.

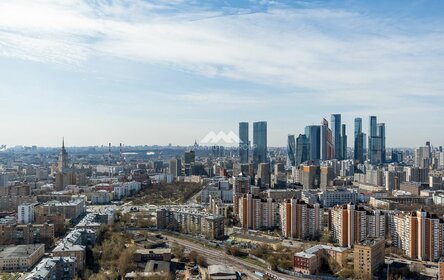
331,114,342,159
295,134,309,165
377,123,386,163
287,134,296,166
305,125,320,161
354,117,365,163
368,116,385,164
253,121,267,165
239,122,249,164
341,124,347,159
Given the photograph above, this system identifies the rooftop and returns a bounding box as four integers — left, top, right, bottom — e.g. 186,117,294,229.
0,244,44,259
208,264,237,276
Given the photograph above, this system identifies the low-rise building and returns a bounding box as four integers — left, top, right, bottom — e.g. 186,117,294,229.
294,245,350,275
157,208,224,240
133,248,171,262
319,188,358,208
208,265,238,280
0,224,54,247
26,257,76,280
36,199,85,220
0,244,44,272
353,238,385,279
52,228,96,271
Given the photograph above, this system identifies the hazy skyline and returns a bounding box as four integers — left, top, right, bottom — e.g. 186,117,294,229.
0,0,443,147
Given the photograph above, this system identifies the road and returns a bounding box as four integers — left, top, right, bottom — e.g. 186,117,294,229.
165,234,304,280
186,188,202,204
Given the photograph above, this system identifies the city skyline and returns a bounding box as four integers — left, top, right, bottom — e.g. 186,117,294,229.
1,0,444,147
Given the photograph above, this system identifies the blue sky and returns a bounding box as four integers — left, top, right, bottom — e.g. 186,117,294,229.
0,0,443,147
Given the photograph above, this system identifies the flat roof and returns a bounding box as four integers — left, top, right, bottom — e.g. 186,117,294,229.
0,244,44,259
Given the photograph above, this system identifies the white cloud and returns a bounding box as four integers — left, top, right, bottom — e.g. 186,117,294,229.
0,0,443,146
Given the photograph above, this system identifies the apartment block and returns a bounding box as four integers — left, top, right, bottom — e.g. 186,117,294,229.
389,209,444,261
0,224,54,248
280,198,323,240
238,193,278,230
0,244,44,272
353,238,385,278
156,208,224,240
329,204,385,248
26,257,76,280
36,199,86,220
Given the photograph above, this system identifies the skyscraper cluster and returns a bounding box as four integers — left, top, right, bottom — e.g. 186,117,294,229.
288,114,348,166
287,114,386,166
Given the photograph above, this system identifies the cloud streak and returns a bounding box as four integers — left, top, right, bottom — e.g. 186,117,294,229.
0,0,443,146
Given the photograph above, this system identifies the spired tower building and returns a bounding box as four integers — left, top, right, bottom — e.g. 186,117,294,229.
58,138,69,172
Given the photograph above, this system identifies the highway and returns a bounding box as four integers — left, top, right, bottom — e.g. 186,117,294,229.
164,234,304,280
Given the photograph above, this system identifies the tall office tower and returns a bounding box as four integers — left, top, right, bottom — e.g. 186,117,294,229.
331,114,342,159
295,134,309,165
280,198,323,240
169,158,182,177
354,118,365,163
238,193,277,230
320,119,333,160
253,121,267,165
305,125,321,161
184,150,195,176
239,122,249,164
341,124,347,159
368,116,383,164
287,135,296,166
377,123,386,163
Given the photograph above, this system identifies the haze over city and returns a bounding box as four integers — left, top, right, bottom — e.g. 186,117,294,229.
1,0,444,147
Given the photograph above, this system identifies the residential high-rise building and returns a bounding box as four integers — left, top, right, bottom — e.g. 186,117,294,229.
295,134,309,165
18,203,34,224
233,174,251,216
329,204,385,248
238,193,278,230
305,125,320,161
300,165,320,189
253,121,267,165
390,209,444,261
257,163,270,190
415,142,432,168
280,198,323,240
331,114,342,159
287,135,296,166
239,122,249,164
354,118,365,163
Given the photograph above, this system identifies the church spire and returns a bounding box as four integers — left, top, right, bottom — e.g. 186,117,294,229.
62,137,65,149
